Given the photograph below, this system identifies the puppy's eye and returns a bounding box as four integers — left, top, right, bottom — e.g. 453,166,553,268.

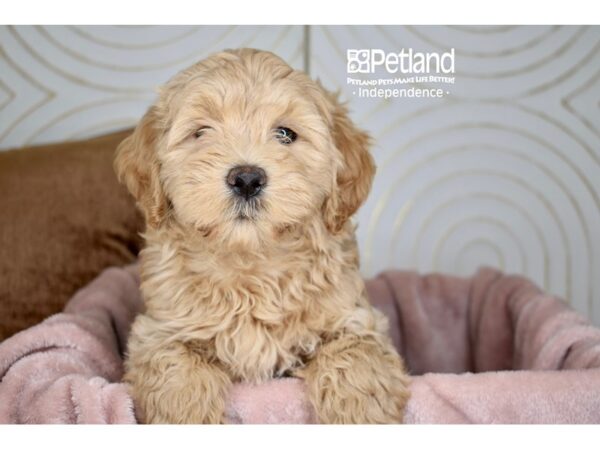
274,127,297,145
194,126,211,138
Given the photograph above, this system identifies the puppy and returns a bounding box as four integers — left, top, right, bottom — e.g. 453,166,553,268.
115,48,410,424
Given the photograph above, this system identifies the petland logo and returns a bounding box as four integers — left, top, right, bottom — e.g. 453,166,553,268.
346,48,456,99
348,49,455,74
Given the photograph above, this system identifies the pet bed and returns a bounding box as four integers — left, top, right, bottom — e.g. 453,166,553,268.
1,264,600,424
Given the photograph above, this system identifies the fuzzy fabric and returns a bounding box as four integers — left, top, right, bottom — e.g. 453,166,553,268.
0,129,143,341
1,264,600,424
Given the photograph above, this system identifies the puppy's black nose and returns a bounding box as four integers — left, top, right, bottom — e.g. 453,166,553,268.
227,165,267,200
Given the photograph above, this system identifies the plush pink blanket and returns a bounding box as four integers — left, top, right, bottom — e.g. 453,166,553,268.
1,264,600,424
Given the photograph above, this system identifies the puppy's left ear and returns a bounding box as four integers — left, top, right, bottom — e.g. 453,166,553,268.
323,93,376,234
114,106,170,229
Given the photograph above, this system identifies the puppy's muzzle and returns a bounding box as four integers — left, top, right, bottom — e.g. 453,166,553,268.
227,165,267,200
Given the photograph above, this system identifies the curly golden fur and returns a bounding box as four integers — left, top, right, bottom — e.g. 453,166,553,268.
115,48,410,424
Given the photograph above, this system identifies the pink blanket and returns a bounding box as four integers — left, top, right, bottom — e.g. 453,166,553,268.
1,265,600,424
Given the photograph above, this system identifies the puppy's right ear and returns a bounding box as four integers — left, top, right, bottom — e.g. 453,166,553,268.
114,106,169,229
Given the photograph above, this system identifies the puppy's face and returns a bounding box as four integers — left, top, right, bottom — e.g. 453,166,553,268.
161,53,336,241
116,49,375,246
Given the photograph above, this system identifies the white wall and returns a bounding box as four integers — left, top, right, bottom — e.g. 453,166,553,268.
2,25,599,324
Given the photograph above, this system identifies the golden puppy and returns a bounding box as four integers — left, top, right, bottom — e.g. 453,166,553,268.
115,48,410,424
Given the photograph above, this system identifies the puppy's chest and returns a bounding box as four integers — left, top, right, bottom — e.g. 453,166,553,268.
148,265,332,382
142,238,357,381
209,306,322,382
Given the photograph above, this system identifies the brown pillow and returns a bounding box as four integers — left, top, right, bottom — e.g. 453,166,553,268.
0,130,144,341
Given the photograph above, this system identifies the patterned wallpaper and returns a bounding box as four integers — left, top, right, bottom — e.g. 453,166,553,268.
0,26,304,146
2,25,599,324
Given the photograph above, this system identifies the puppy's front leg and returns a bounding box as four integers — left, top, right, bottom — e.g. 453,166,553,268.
296,334,410,424
124,341,231,424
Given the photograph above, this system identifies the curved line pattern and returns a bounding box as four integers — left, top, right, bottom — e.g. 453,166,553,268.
430,198,545,287
386,176,555,295
433,218,519,274
562,68,600,140
412,193,543,278
386,25,586,79
447,26,519,34
386,144,590,276
0,25,304,148
68,25,202,50
524,40,600,97
455,238,507,272
381,122,600,207
366,137,597,305
0,42,54,95
0,48,55,141
404,25,561,58
23,96,151,145
0,78,16,109
8,26,149,93
380,26,600,102
9,26,301,92
503,101,600,169
67,119,136,140
34,25,247,73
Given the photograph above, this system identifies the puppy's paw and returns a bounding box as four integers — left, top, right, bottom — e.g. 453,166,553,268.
297,334,410,424
125,340,231,424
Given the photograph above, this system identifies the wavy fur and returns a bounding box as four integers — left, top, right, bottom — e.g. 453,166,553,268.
115,48,410,424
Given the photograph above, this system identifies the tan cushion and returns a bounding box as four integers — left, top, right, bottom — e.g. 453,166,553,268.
0,130,143,341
